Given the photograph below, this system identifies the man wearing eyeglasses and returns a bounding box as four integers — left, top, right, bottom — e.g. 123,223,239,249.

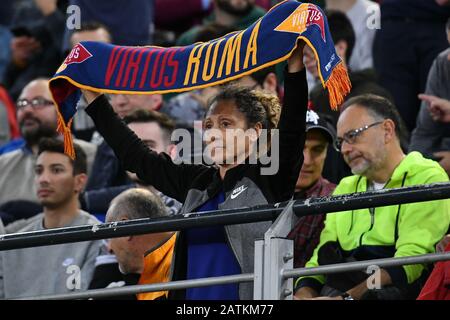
294,94,450,300
0,78,97,209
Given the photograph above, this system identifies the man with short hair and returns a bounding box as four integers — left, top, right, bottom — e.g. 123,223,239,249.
288,110,337,268
85,91,163,193
0,78,97,207
0,138,105,299
294,94,450,300
81,109,182,217
96,188,176,300
69,22,113,142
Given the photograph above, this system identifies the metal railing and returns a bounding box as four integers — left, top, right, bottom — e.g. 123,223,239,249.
17,252,450,300
1,182,450,300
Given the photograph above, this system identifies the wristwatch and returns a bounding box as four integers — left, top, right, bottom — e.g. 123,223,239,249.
341,292,354,300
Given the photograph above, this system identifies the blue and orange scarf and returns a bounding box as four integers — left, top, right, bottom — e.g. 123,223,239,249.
50,0,351,158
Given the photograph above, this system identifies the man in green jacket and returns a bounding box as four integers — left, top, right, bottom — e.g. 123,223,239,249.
294,94,450,300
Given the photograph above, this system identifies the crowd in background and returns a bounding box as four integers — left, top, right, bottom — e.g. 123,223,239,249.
0,0,449,300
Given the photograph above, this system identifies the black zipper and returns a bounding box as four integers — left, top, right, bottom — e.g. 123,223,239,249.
359,179,391,246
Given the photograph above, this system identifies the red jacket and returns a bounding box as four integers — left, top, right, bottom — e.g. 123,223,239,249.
0,86,20,140
417,242,450,300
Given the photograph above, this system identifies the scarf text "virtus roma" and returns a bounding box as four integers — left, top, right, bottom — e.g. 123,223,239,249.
103,21,260,90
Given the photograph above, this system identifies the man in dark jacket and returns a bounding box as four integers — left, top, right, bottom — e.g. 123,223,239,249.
288,110,337,268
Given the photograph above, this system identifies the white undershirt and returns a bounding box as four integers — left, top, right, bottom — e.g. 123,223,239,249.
370,181,386,191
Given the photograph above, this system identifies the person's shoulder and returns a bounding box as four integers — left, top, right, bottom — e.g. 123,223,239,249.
333,175,362,195
74,138,97,153
0,138,26,156
176,26,202,46
251,5,266,16
435,48,450,66
0,148,27,165
77,210,101,226
5,213,45,234
401,151,449,183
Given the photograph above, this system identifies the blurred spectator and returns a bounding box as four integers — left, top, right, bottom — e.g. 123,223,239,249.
325,0,379,71
176,0,265,46
68,22,112,142
437,234,450,254
373,0,450,132
294,94,449,300
63,0,154,50
0,85,20,147
155,0,274,38
84,92,163,204
417,234,450,300
161,24,233,127
0,78,96,206
0,138,105,299
0,200,42,227
163,23,279,128
310,10,393,124
0,26,12,80
288,110,336,268
409,20,450,176
1,0,66,100
81,109,182,218
155,0,212,39
0,103,9,146
89,188,176,300
307,10,393,184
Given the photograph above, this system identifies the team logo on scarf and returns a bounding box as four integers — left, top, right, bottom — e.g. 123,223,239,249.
275,4,326,42
49,0,351,158
57,43,93,73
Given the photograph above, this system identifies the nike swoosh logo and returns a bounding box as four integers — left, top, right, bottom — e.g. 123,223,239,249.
230,187,248,199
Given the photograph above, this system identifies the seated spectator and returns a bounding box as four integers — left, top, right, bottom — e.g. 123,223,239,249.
0,78,97,207
2,0,66,100
0,100,9,146
309,10,393,125
63,0,154,49
373,0,450,133
0,200,42,227
0,25,11,83
176,0,265,46
162,23,279,128
417,234,450,300
89,188,176,300
325,0,379,71
0,138,105,299
0,85,20,147
409,21,450,176
84,91,162,194
155,0,273,37
81,109,182,218
294,94,450,300
307,10,394,184
162,65,278,128
68,22,112,142
288,110,337,268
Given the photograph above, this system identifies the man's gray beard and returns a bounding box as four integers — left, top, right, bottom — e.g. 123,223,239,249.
22,125,58,147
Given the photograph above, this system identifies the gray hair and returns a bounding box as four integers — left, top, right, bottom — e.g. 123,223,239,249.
107,188,168,221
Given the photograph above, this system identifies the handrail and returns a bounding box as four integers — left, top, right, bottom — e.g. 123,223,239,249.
17,252,450,300
1,182,449,251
